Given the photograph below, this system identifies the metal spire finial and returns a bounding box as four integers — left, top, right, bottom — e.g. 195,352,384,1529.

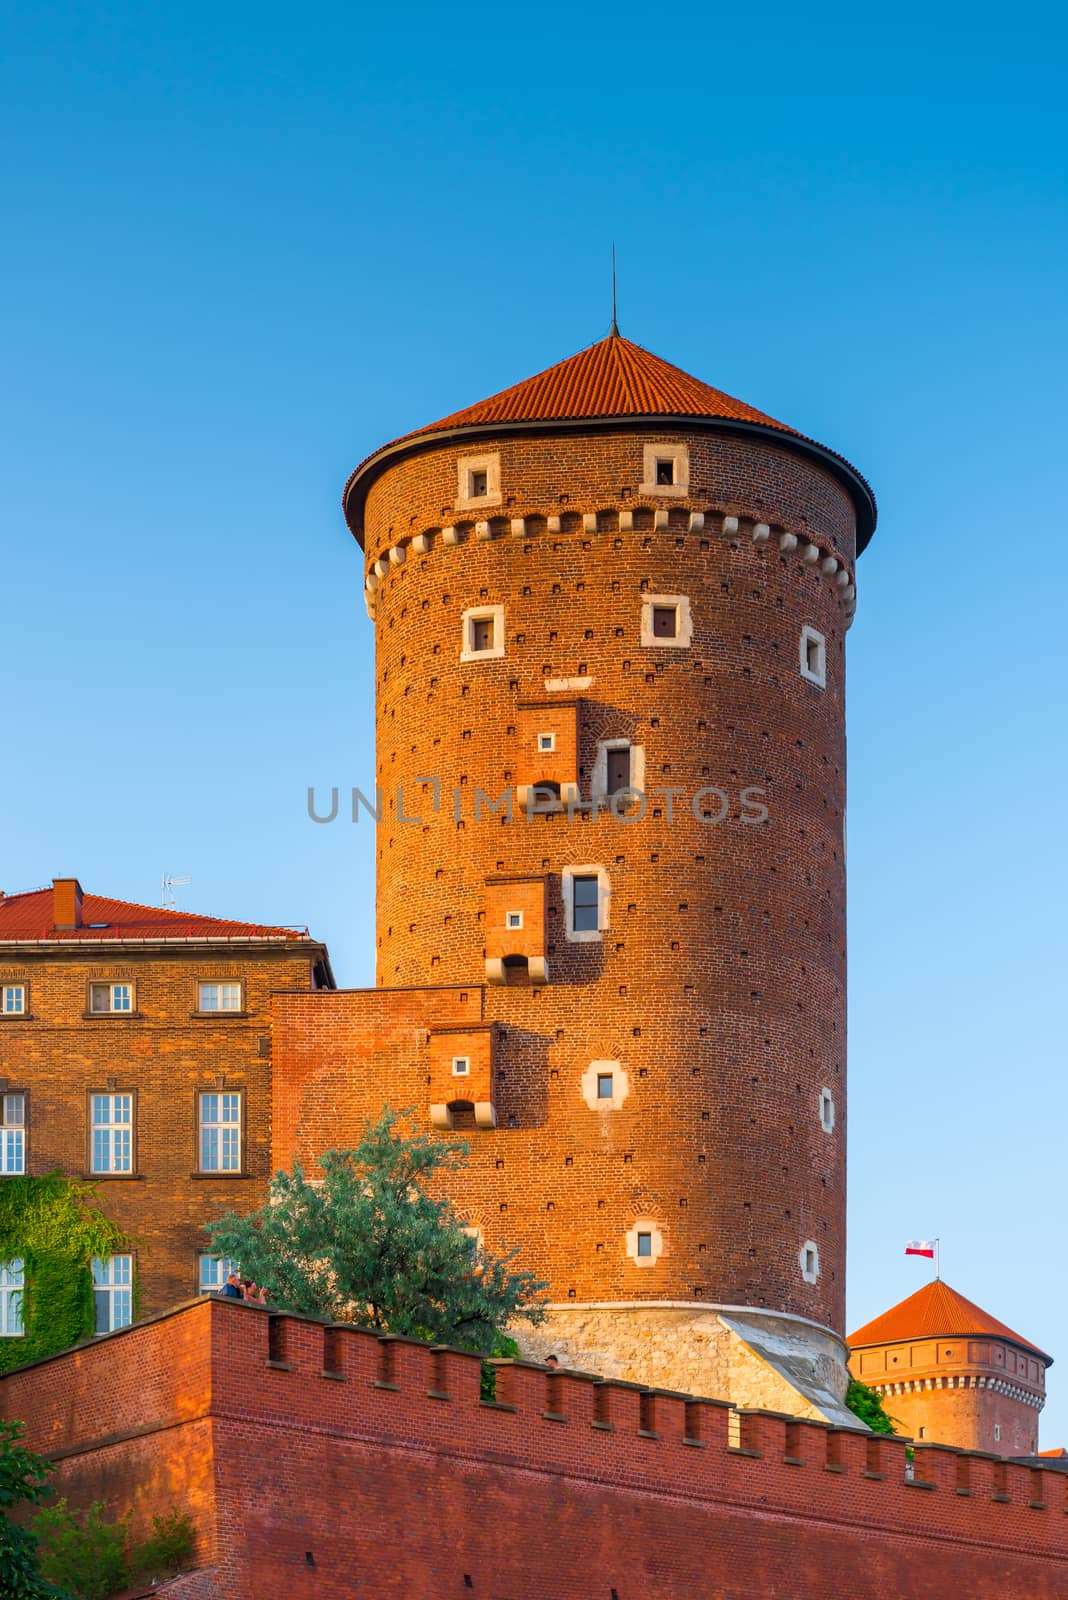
610,244,619,336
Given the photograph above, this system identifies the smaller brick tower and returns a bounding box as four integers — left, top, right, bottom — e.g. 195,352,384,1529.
848,1281,1051,1456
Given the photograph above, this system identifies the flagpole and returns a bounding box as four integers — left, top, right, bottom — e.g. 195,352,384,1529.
934,1238,940,1281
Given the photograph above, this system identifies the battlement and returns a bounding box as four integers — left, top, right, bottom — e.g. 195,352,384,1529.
3,1297,1067,1598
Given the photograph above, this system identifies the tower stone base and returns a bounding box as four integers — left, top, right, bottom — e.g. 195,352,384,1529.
516,1303,863,1430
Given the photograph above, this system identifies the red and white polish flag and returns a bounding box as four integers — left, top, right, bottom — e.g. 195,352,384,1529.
905,1240,936,1258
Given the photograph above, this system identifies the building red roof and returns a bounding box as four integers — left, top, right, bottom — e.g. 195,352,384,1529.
414,332,797,437
849,1280,1052,1364
0,883,310,943
342,329,878,553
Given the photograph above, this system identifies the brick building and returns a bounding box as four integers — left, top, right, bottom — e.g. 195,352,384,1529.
849,1278,1052,1457
273,328,876,1421
0,878,332,1329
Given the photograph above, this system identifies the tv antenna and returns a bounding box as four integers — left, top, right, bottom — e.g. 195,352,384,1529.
161,873,192,910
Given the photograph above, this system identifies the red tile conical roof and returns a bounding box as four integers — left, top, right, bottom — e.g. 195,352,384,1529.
849,1280,1052,1364
416,332,796,436
342,330,877,552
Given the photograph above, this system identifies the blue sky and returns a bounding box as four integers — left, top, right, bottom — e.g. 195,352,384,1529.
2,4,1066,1438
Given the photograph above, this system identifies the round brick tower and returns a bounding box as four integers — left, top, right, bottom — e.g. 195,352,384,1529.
849,1280,1051,1455
342,331,876,1420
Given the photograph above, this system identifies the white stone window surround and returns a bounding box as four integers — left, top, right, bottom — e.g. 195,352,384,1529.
456,452,502,510
640,594,693,649
799,625,827,688
460,604,505,662
562,864,611,943
640,441,689,496
819,1088,836,1134
800,1241,821,1283
626,1218,664,1267
537,731,556,752
580,1059,629,1112
452,1056,471,1077
505,910,524,930
591,739,646,806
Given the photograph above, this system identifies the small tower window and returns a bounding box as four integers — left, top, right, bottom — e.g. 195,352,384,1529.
641,441,688,496
655,458,675,486
470,469,488,498
636,1232,653,1258
918,1426,926,1439
571,875,600,933
563,865,610,942
800,626,826,688
461,605,505,662
452,1057,470,1077
640,594,693,649
652,605,678,639
994,1424,1001,1442
456,452,501,509
819,1088,836,1134
538,732,556,753
800,1241,820,1283
596,1072,614,1100
506,911,523,930
626,1217,663,1265
606,747,631,796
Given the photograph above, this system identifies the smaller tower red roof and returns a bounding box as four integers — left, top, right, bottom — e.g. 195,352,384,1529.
849,1280,1052,1364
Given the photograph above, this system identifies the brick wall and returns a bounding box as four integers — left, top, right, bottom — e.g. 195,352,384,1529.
3,1298,1067,1599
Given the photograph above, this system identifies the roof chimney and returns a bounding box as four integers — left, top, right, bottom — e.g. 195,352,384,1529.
53,877,84,929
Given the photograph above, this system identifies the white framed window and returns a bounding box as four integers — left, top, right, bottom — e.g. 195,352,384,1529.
800,1241,820,1283
90,1093,133,1174
1,1094,26,1175
640,441,689,496
460,604,505,662
452,1056,470,1077
199,1091,242,1172
92,1254,132,1334
591,739,646,806
89,981,134,1014
2,984,26,1015
625,1218,663,1266
505,911,524,930
581,1060,629,1111
819,1088,836,1134
198,1253,240,1294
198,981,243,1013
0,1259,24,1336
640,593,693,648
537,732,556,753
800,626,826,688
456,452,501,510
562,865,610,942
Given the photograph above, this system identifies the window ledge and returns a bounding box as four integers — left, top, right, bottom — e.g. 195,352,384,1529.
189,1171,256,1181
190,1011,250,1020
80,1012,144,1021
0,1014,34,1022
81,1172,145,1182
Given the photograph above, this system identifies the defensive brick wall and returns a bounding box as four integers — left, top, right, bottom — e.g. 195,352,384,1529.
4,1297,1068,1599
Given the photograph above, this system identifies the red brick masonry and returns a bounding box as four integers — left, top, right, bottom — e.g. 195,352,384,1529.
3,1297,1067,1598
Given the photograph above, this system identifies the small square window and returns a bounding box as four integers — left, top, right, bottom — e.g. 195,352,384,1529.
652,606,678,638
537,732,556,753
452,1056,470,1076
461,605,505,661
506,911,523,930
198,982,243,1013
2,984,26,1015
596,1073,614,1100
89,982,133,1014
655,458,675,486
472,618,494,652
636,1232,653,1258
469,469,488,497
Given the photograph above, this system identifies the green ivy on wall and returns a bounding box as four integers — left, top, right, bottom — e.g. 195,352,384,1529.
0,1174,127,1373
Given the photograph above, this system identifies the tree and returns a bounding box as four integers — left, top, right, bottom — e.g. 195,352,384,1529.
0,1419,71,1600
845,1378,898,1435
207,1109,546,1353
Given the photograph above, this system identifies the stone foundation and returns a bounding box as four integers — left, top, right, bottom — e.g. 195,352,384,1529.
516,1302,862,1429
